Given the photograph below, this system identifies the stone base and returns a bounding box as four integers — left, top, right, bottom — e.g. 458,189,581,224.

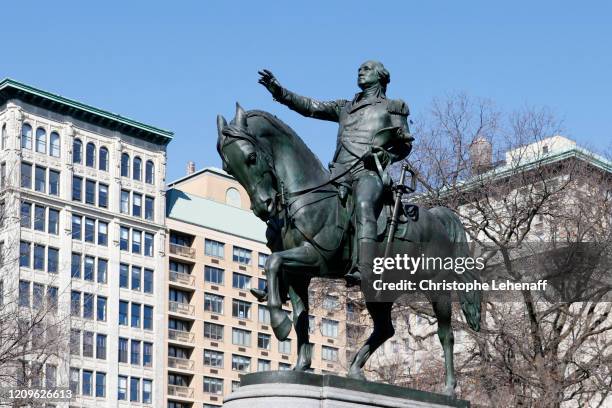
223,371,469,408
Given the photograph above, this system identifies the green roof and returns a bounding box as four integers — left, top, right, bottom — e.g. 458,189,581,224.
0,78,173,146
166,188,267,243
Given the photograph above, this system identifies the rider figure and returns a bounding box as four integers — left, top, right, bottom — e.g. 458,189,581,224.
259,61,411,286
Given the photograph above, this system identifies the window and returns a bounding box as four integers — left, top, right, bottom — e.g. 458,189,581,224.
232,381,240,391
97,296,107,321
258,278,267,291
96,334,107,360
144,232,154,256
205,266,224,284
118,338,128,363
322,346,338,361
72,175,82,201
86,179,96,204
145,160,154,184
278,339,291,354
84,256,95,281
257,333,271,350
86,142,96,167
232,354,251,372
47,286,58,311
279,362,292,371
133,193,142,217
133,157,142,181
120,227,129,250
130,377,140,402
21,162,32,188
232,328,251,347
70,329,80,355
21,202,31,228
131,266,141,291
143,305,153,330
145,196,154,220
20,241,31,268
204,349,224,367
33,283,44,309
169,346,188,359
204,377,223,395
323,295,339,310
98,183,108,208
96,372,106,398
119,301,128,325
118,376,127,400
131,340,141,365
131,303,141,328
121,153,130,177
142,379,152,404
143,342,153,367
232,299,251,319
258,305,271,324
48,247,59,273
143,269,153,293
119,264,129,288
225,187,241,207
83,331,94,357
46,365,57,388
81,370,92,396
1,124,5,149
70,368,80,395
205,293,224,314
258,359,271,372
73,139,82,163
321,319,339,338
49,169,60,195
120,190,130,214
71,253,81,278
35,166,46,192
21,124,32,149
99,147,108,171
48,208,59,235
50,132,60,157
70,291,80,316
83,293,94,319
132,229,141,253
84,217,95,242
205,239,224,258
170,261,189,274
72,215,82,240
98,259,108,284
34,205,45,231
233,246,252,264
232,272,251,290
36,128,47,153
258,253,269,269
204,322,224,341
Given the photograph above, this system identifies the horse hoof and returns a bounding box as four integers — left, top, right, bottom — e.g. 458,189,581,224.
442,385,456,398
272,315,292,341
347,369,366,381
250,288,268,302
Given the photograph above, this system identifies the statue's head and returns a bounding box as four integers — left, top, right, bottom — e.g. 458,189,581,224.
217,104,278,221
357,60,390,92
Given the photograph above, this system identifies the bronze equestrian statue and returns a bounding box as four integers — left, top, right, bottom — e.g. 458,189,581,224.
216,61,481,397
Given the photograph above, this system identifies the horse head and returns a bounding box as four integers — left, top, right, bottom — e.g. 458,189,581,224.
217,103,278,221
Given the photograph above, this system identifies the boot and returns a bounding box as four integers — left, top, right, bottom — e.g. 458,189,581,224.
344,240,376,288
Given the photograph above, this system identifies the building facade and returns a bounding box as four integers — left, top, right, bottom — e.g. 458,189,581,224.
165,167,347,408
0,79,171,407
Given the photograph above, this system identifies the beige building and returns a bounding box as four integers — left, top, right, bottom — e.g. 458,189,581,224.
0,79,171,407
165,166,347,408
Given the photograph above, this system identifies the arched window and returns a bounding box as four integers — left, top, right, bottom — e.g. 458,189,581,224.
86,142,96,167
121,153,130,177
133,157,142,181
35,128,47,153
50,132,60,157
21,123,32,150
99,147,109,171
1,124,6,149
73,139,83,164
145,160,154,184
225,187,242,208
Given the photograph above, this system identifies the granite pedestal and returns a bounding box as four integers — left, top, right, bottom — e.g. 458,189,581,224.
223,371,470,408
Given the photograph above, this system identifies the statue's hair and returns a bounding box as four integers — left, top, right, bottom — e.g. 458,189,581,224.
368,60,390,92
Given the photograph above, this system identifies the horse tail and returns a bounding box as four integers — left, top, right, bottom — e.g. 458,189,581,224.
429,206,482,332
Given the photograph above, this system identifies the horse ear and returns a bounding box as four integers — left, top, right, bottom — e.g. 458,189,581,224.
217,115,227,138
235,102,247,129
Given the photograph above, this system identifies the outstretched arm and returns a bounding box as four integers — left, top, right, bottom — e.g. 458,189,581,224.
258,69,344,122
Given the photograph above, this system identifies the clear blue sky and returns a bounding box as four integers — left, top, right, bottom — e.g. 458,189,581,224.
1,1,610,182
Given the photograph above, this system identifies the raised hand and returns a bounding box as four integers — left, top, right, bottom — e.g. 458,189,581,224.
258,69,282,96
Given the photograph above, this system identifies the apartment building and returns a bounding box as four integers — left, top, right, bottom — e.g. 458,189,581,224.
0,79,171,407
165,166,347,408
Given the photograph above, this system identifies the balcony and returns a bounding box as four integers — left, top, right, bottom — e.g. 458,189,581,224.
168,356,195,371
168,385,194,399
170,271,195,286
168,329,194,343
169,301,195,316
169,243,195,259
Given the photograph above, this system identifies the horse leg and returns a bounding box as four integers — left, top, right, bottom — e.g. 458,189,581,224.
348,301,394,380
432,294,456,397
287,280,312,371
265,244,321,341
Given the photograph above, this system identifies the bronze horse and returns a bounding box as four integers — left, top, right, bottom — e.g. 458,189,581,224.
216,104,481,396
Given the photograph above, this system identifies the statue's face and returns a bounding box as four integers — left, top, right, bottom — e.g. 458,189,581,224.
357,61,379,89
